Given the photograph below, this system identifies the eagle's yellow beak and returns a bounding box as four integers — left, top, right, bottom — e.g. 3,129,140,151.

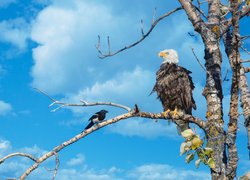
158,52,167,58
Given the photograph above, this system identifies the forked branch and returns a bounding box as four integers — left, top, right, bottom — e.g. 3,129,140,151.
0,153,38,164
34,88,132,112
96,7,182,59
19,106,205,179
15,89,206,179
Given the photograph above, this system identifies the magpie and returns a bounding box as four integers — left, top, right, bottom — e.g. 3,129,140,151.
84,109,108,130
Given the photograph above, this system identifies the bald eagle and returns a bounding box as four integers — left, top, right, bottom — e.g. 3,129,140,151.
151,49,196,133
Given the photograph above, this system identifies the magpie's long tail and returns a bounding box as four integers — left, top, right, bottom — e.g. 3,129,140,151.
85,121,94,130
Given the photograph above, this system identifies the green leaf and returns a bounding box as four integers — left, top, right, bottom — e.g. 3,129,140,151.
197,149,207,163
185,153,195,163
180,142,187,156
191,137,203,150
181,129,194,139
204,147,213,156
207,158,216,169
195,159,201,169
180,142,192,156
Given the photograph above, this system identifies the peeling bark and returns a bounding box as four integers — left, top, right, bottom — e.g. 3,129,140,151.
226,72,239,179
222,0,250,177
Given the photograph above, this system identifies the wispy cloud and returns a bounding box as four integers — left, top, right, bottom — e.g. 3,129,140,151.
67,153,85,166
0,139,12,156
128,164,210,180
30,0,135,94
0,18,29,51
0,100,12,116
108,118,177,139
0,137,210,180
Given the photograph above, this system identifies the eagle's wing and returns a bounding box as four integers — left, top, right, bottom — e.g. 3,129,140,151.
152,63,196,114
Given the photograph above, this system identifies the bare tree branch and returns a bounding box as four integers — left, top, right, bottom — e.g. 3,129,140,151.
19,104,205,179
0,153,38,164
191,47,207,73
224,4,250,31
194,5,208,19
223,69,230,82
241,45,250,54
96,7,182,59
35,88,132,112
240,59,250,63
44,152,60,180
241,35,250,41
178,0,205,32
80,100,132,111
245,67,250,73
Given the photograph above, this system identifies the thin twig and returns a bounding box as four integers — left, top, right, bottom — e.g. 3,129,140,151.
96,7,182,59
44,152,60,180
223,69,230,82
33,88,56,102
194,5,208,19
80,100,132,111
34,88,132,112
140,19,144,36
244,67,250,73
0,153,38,164
240,59,250,63
241,35,250,41
241,45,250,54
191,47,207,73
152,8,157,24
97,35,101,49
107,36,111,55
223,5,250,33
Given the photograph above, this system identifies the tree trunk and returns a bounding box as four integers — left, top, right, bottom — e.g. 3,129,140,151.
178,0,227,178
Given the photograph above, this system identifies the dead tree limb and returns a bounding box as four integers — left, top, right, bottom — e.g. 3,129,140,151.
44,152,60,180
245,67,250,73
0,153,38,164
19,107,205,179
96,7,182,59
240,59,250,63
34,88,132,112
223,5,250,32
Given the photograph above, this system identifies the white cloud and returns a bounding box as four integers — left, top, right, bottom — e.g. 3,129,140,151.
0,100,12,116
128,164,210,180
108,118,178,139
56,168,121,180
0,18,29,51
20,144,47,157
0,138,211,180
30,0,134,94
66,67,154,104
0,139,12,156
67,153,85,166
0,0,16,8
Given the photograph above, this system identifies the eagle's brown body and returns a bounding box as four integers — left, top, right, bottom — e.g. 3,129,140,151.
152,62,196,115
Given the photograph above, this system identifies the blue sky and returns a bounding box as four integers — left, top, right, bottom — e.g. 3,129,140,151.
0,0,249,179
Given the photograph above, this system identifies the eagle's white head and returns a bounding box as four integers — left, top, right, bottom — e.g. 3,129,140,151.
158,49,179,64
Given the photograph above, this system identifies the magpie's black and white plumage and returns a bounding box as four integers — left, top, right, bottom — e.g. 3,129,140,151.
85,110,108,130
151,49,196,133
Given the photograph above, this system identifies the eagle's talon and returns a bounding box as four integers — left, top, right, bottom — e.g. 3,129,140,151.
163,109,171,118
172,107,179,118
